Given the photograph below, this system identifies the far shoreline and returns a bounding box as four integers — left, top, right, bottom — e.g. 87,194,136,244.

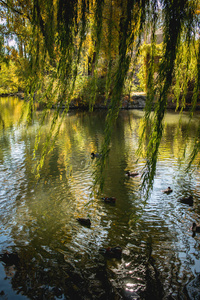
1,92,199,111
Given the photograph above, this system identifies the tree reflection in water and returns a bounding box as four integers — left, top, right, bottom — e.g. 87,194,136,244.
0,98,199,299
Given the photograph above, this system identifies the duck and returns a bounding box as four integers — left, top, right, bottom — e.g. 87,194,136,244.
192,222,200,237
91,152,102,158
162,187,173,194
99,246,122,258
179,195,193,206
101,197,116,204
126,171,139,177
76,218,91,227
0,251,20,266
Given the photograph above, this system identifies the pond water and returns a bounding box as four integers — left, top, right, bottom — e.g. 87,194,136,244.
0,97,200,299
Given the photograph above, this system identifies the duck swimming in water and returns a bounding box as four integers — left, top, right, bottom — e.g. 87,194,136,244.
99,246,122,258
192,222,200,237
179,195,193,206
162,187,173,194
76,218,91,227
101,197,116,204
126,171,139,177
91,152,102,158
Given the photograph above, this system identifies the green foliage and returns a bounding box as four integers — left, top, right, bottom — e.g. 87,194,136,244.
73,75,107,103
137,43,163,91
0,0,199,194
0,61,20,93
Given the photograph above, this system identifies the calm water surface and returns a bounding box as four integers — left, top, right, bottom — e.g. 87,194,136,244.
0,97,200,299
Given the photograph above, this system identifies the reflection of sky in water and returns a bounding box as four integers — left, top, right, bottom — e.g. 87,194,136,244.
0,128,26,227
0,263,28,300
0,101,199,298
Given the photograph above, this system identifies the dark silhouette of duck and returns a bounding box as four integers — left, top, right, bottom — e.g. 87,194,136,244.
99,246,122,258
162,187,173,194
179,195,193,206
126,171,139,177
101,197,116,204
192,222,200,237
91,152,102,158
77,218,91,227
0,252,20,266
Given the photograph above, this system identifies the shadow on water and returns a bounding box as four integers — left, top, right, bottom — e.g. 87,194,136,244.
0,97,200,299
0,239,165,300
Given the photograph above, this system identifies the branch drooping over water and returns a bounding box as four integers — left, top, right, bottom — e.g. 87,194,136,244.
2,0,199,191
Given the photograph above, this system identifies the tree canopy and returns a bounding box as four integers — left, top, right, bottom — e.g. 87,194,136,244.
0,0,200,194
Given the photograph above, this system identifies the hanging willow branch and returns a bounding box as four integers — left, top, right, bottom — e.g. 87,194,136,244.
2,0,199,190
140,0,199,197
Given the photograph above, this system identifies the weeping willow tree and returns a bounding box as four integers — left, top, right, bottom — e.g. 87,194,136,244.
1,0,199,195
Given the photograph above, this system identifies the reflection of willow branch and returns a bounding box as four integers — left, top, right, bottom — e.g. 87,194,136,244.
33,81,63,157
176,40,200,164
0,111,5,129
186,121,200,170
33,95,70,177
33,61,82,177
186,40,200,170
